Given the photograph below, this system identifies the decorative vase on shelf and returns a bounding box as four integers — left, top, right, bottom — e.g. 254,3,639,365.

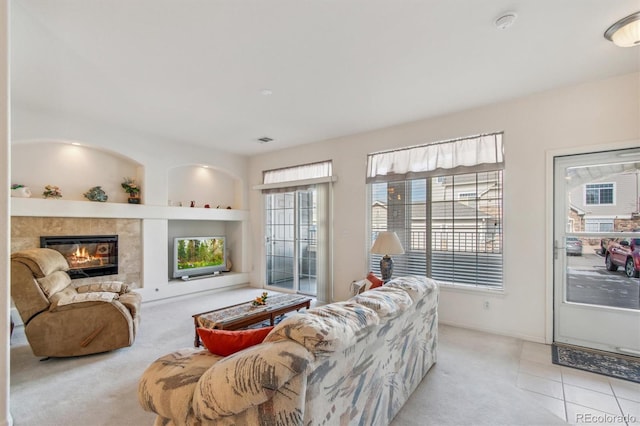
127,194,140,204
10,186,31,198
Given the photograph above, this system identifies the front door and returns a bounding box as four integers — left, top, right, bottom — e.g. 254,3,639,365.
553,147,640,356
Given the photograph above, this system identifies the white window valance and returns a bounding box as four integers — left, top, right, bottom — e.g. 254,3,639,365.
263,160,332,184
254,160,335,193
366,132,504,183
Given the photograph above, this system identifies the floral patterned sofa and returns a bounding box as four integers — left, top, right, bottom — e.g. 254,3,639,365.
138,275,438,425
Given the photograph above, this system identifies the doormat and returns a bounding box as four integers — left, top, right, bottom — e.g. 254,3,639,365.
552,343,640,384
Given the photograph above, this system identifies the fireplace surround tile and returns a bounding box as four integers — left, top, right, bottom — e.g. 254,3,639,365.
11,217,142,289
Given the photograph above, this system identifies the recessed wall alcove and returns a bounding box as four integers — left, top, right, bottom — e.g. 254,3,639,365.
11,140,143,203
167,164,241,209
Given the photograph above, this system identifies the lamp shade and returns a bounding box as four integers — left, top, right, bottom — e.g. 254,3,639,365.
605,11,640,47
370,231,405,255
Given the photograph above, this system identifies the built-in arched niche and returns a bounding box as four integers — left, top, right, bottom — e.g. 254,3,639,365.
11,140,143,203
167,164,242,209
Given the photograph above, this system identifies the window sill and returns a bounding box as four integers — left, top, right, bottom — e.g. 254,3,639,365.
438,282,506,296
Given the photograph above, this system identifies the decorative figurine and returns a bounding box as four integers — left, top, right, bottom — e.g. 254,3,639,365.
84,186,108,202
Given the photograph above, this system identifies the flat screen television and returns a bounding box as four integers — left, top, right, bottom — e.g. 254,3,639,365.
173,236,226,279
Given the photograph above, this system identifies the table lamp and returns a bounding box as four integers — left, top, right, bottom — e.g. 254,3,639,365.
370,231,405,281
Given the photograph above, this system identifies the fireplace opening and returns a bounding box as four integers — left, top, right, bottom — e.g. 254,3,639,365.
40,235,118,279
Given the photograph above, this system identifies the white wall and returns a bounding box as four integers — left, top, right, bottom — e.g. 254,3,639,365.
247,72,640,343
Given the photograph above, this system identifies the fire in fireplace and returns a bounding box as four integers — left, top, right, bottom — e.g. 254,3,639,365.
40,235,118,279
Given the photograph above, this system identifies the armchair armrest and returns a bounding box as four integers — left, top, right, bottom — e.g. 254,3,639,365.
50,291,118,312
75,281,130,295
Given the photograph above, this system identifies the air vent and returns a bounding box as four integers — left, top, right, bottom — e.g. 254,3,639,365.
258,137,273,144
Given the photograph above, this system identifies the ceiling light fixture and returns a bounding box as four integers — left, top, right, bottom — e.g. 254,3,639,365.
604,11,640,47
495,12,517,30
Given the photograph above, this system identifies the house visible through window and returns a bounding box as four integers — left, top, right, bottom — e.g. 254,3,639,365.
367,133,504,288
585,183,614,205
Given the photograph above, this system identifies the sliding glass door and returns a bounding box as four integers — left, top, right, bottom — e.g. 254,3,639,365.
265,189,317,296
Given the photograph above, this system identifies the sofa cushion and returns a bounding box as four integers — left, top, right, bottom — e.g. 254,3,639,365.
264,301,379,356
193,339,313,421
197,326,274,357
385,275,437,302
36,270,71,298
352,286,413,319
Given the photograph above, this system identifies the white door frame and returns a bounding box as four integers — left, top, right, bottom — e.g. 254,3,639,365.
545,139,640,346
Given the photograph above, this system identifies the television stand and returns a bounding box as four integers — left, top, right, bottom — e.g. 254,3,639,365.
180,271,222,281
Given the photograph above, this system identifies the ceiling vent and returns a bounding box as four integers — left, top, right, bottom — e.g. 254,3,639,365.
258,137,274,144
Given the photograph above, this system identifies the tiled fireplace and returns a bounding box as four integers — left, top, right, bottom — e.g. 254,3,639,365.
40,235,118,279
11,217,141,288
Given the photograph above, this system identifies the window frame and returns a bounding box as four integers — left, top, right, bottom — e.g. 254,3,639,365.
368,169,504,289
584,182,615,206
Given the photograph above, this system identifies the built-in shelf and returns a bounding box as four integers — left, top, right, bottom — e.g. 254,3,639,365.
141,271,251,300
10,197,249,221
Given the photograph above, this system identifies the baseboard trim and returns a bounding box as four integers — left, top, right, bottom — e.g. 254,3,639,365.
438,319,546,344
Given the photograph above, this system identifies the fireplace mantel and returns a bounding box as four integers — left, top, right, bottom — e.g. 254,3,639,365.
10,198,248,221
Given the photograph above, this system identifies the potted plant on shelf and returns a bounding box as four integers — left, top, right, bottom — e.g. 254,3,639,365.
42,184,62,199
121,177,140,204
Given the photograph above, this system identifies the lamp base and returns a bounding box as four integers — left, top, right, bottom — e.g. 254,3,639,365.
380,255,394,282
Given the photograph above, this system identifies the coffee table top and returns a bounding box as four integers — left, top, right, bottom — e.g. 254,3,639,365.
195,293,311,329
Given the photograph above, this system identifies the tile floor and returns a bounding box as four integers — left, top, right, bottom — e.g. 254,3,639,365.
518,341,640,425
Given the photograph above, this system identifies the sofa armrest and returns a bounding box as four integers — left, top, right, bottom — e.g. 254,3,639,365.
138,348,222,424
193,339,313,421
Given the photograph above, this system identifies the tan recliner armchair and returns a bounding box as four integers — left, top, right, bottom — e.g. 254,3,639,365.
11,248,141,357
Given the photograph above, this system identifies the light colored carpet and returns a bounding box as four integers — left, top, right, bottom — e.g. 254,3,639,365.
10,287,564,425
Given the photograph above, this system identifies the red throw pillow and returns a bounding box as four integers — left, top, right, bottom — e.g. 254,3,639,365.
367,272,384,288
197,326,274,357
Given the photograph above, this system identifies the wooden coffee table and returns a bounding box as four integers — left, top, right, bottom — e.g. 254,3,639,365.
192,293,312,347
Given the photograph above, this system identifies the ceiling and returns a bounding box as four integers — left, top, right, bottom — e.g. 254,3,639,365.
11,1,640,156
